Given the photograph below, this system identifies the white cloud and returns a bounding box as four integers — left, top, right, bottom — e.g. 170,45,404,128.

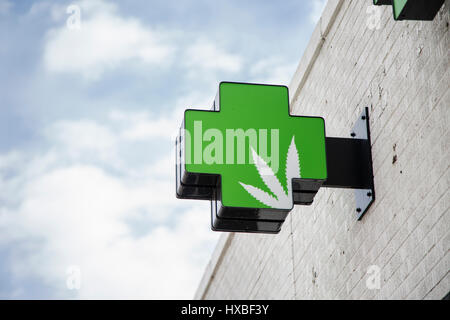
184,40,243,74
173,90,215,112
0,151,21,171
111,111,180,142
47,120,118,162
43,110,186,169
0,113,218,299
310,0,327,24
108,96,213,143
0,165,215,298
249,57,297,85
43,0,174,80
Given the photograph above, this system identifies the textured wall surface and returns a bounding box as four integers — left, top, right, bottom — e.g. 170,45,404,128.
196,0,449,300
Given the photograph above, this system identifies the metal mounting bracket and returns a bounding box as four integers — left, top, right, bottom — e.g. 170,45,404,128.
322,107,375,220
352,107,375,220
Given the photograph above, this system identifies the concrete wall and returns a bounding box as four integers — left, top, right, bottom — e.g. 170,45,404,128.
195,0,449,300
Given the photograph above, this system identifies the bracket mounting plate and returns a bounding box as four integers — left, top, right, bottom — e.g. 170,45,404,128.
351,107,375,220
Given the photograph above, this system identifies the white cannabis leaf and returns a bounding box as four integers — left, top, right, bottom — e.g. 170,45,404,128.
239,136,301,209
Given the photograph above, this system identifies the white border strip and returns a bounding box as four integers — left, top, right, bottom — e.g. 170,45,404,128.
194,233,235,299
289,0,344,105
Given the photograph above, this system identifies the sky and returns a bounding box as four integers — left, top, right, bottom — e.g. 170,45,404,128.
0,0,327,299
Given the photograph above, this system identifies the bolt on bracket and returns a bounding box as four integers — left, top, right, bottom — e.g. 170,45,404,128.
322,107,375,220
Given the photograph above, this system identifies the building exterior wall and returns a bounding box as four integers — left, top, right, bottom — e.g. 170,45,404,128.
195,0,449,300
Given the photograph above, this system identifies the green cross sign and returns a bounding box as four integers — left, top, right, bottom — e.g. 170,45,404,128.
179,82,327,214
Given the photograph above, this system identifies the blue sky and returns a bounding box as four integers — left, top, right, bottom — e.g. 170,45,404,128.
0,0,326,299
